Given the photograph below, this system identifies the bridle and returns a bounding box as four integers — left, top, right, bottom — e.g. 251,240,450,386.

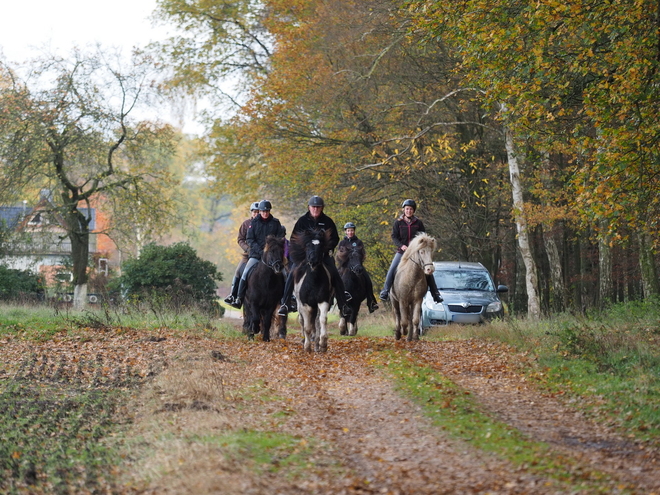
412,251,434,272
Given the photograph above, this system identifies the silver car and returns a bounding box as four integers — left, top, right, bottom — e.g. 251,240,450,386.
421,261,508,328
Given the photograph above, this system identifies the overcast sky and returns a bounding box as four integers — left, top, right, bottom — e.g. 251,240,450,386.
0,0,167,63
0,0,206,133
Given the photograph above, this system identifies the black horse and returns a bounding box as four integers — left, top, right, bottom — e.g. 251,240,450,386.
243,235,286,341
336,244,368,336
289,228,334,352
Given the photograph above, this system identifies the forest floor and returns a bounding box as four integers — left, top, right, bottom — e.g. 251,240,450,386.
1,312,658,494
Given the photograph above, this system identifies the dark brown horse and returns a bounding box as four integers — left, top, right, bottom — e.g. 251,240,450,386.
390,232,436,341
289,228,334,352
336,244,367,336
243,235,286,341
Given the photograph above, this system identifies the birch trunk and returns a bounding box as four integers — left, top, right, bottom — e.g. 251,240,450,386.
504,126,541,319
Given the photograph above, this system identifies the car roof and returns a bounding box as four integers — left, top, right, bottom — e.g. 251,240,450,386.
433,261,488,271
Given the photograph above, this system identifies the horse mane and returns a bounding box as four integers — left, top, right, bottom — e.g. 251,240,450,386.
401,232,436,263
336,243,365,269
263,234,284,253
289,228,330,265
335,244,350,268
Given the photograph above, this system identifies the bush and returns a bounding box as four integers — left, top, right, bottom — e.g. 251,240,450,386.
0,265,44,301
118,242,222,313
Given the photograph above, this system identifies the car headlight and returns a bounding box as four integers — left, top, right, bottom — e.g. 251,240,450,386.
486,300,502,313
425,298,445,312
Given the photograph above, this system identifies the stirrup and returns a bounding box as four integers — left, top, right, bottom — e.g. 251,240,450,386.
344,291,353,302
432,292,443,303
223,295,235,305
277,304,288,317
230,298,242,309
368,301,379,313
379,290,389,302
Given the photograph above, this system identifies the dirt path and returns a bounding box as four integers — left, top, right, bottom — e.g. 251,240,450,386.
2,318,658,494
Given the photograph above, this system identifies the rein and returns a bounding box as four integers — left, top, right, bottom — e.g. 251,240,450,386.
261,257,282,272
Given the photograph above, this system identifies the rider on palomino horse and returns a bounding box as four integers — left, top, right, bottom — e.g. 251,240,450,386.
277,195,353,318
379,199,443,304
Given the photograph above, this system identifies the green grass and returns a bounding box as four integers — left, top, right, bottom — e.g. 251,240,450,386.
196,430,327,477
0,301,238,340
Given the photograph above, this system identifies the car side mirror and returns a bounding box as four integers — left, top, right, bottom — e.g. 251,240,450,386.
497,285,509,293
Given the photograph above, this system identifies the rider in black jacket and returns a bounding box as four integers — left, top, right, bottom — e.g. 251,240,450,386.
277,195,352,317
230,200,283,309
338,222,379,313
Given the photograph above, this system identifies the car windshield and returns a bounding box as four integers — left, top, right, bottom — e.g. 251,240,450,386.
434,269,495,291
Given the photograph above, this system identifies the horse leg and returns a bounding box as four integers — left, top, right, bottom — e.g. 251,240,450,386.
348,306,359,336
299,306,313,352
339,315,347,336
317,302,330,352
392,299,403,340
410,302,422,341
261,309,272,342
277,313,287,339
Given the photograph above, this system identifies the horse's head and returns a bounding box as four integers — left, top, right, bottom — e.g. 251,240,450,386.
404,232,436,275
290,228,329,268
337,245,364,275
262,235,285,274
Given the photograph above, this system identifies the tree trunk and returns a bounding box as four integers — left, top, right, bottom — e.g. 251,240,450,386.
638,231,660,298
542,226,565,312
67,210,91,310
504,126,541,319
598,221,613,309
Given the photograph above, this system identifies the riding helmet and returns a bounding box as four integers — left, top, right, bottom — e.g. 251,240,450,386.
344,222,356,230
308,195,324,207
258,199,272,211
401,199,417,211
250,202,260,211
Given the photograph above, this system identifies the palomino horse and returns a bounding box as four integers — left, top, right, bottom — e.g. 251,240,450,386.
390,232,436,341
289,229,334,352
243,235,286,341
336,244,367,336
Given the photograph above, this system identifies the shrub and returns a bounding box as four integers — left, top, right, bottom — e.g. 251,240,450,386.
0,265,44,301
118,242,222,313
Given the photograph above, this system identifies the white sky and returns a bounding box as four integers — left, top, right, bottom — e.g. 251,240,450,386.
0,0,167,63
0,0,204,134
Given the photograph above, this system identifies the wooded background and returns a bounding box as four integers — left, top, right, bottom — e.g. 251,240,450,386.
2,0,659,316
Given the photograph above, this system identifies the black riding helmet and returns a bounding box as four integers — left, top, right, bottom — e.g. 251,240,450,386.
259,199,272,211
250,202,260,211
401,199,417,211
308,195,324,207
344,222,356,229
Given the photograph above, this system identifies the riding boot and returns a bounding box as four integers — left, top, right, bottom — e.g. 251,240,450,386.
426,274,443,303
278,270,295,316
380,252,401,301
368,299,379,313
231,278,247,309
224,276,240,304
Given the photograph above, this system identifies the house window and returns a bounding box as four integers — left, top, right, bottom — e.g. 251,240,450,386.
28,212,42,225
